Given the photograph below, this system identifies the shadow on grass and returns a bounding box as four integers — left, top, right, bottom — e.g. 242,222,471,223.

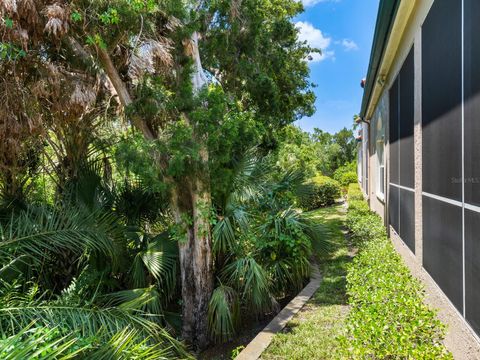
309,204,354,307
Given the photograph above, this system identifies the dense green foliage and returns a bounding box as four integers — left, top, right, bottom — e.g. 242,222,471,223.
207,159,328,342
0,0,367,354
298,175,341,210
347,183,364,201
340,184,452,359
0,185,192,358
277,126,357,178
0,0,326,354
346,206,385,245
333,162,358,187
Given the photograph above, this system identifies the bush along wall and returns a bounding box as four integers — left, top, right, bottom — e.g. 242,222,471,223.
339,183,452,359
333,162,358,187
346,182,364,201
298,175,341,210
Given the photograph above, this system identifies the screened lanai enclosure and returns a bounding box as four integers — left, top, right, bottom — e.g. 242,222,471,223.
359,0,480,339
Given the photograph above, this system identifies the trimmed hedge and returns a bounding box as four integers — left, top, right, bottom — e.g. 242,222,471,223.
339,184,452,359
336,171,358,187
299,175,341,210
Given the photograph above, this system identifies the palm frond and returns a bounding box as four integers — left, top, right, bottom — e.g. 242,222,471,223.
232,207,250,232
0,280,42,307
104,286,163,317
142,248,177,293
114,181,169,227
213,205,252,255
130,233,178,302
271,168,306,197
0,304,189,358
0,205,117,266
89,327,175,360
268,256,311,295
0,255,29,283
208,285,240,343
259,207,303,239
229,149,269,205
222,257,274,314
213,217,236,254
0,323,85,360
63,157,114,211
299,213,331,254
213,149,271,255
259,206,329,255
132,252,148,289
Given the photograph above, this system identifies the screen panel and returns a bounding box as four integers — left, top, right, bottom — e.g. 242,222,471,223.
389,185,399,234
399,48,415,189
423,196,463,312
464,0,480,334
389,78,399,185
464,0,480,207
399,188,415,253
422,0,462,200
465,209,480,334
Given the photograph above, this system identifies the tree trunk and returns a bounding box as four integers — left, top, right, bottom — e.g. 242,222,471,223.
174,31,214,350
177,212,213,349
94,32,215,350
171,144,213,350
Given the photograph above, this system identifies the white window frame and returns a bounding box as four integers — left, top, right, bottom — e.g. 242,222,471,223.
376,139,385,201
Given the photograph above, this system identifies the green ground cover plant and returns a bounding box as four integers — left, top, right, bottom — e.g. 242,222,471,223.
340,183,452,359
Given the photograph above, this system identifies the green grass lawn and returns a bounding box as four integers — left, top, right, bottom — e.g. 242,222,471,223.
261,204,352,360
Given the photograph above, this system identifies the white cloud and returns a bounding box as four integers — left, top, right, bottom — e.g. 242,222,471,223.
342,39,359,51
300,0,339,8
295,21,334,62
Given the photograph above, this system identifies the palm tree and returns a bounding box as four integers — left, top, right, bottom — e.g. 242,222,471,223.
207,150,328,342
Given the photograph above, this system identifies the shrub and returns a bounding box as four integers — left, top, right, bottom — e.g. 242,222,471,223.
347,199,369,214
333,162,358,187
346,211,387,245
298,175,341,210
347,182,363,201
339,186,452,359
337,171,358,187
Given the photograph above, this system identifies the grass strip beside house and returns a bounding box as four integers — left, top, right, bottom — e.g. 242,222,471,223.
339,183,452,359
261,204,352,359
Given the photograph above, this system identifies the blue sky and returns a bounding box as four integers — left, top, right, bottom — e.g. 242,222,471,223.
294,0,380,134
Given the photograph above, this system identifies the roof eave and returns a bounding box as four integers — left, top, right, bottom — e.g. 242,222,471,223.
360,0,401,119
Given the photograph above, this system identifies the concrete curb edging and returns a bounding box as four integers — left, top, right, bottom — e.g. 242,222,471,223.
235,264,322,360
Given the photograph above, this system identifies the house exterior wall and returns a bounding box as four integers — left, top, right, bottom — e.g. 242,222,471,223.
360,0,480,350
